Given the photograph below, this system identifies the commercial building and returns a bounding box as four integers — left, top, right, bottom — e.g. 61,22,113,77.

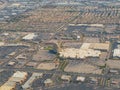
44,79,54,87
7,61,16,66
59,43,109,59
76,76,85,82
113,41,120,58
22,33,37,40
61,75,71,82
113,49,120,57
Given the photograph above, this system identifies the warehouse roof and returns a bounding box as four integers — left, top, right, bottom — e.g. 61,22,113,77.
22,73,43,89
44,79,53,84
61,75,71,81
76,76,85,82
59,42,109,59
12,71,27,78
60,48,101,59
113,49,120,57
0,71,28,90
0,85,15,90
23,33,37,40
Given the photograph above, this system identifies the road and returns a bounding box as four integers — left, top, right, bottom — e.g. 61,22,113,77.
1,66,120,79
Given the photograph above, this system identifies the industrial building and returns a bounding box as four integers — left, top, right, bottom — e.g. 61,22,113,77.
61,75,72,82
113,41,120,58
0,0,120,90
76,76,85,82
22,33,37,40
22,73,43,90
59,43,109,59
113,49,120,57
44,79,54,87
0,71,28,90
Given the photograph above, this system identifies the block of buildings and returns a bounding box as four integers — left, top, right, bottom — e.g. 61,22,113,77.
59,43,109,59
0,71,28,90
22,73,43,89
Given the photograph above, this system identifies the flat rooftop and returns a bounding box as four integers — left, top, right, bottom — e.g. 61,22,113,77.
59,43,109,59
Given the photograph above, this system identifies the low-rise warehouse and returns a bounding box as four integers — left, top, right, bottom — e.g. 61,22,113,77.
0,71,28,90
22,33,37,40
113,49,120,57
61,75,72,82
59,43,109,59
112,41,120,58
22,73,43,90
76,76,85,82
44,79,54,87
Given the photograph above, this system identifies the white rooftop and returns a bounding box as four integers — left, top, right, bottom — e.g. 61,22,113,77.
13,71,27,78
23,33,37,40
76,76,85,82
59,43,109,59
113,49,120,57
